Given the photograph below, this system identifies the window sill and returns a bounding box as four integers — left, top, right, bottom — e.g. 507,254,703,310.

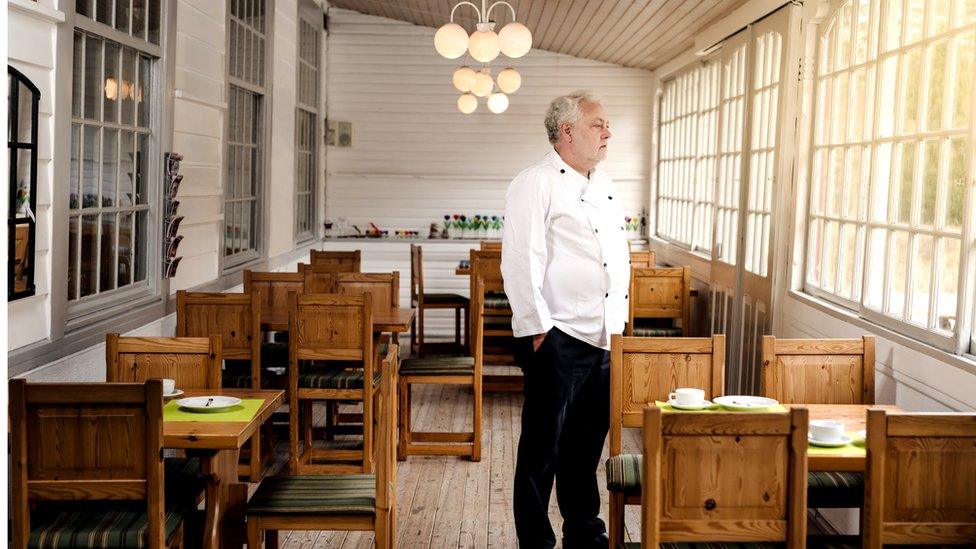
9,0,65,24
786,288,976,378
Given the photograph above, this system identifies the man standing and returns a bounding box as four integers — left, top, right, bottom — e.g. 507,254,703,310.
502,91,630,549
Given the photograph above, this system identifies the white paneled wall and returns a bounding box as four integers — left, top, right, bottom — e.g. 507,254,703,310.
325,8,656,232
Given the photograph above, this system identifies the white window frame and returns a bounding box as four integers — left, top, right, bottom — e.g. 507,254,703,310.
294,12,320,243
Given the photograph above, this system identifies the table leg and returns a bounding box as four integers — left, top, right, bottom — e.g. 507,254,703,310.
197,452,225,549
197,449,245,549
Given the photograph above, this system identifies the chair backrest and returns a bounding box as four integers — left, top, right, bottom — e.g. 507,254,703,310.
609,334,725,455
761,336,875,405
641,404,808,547
309,249,361,272
333,272,399,312
290,293,374,366
410,244,424,304
176,291,260,362
9,379,167,549
373,343,397,532
470,249,504,294
244,270,306,327
299,262,337,294
480,241,501,251
627,266,692,335
629,250,656,268
863,409,976,548
106,334,222,390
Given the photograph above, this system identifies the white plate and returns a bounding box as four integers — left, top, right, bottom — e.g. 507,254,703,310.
713,395,780,411
175,396,243,413
808,434,853,448
163,389,185,400
667,399,715,411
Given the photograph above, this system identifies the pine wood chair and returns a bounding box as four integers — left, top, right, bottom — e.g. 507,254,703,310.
636,404,809,547
289,293,382,474
10,379,187,549
470,249,520,392
629,250,656,268
398,277,484,461
607,334,726,547
410,244,469,357
309,249,361,272
333,272,399,311
479,240,501,250
175,290,268,480
762,335,877,511
106,333,222,390
626,266,692,337
246,345,398,548
244,269,306,329
299,262,337,294
863,409,976,548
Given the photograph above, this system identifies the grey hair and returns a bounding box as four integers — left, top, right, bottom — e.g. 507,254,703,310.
544,90,602,145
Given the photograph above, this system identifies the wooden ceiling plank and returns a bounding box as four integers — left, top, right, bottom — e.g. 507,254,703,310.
537,0,576,51
614,0,708,68
585,0,669,65
566,0,629,59
573,0,652,61
549,0,598,53
636,0,745,69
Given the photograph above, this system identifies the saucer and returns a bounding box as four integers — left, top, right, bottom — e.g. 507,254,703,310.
808,434,853,448
163,389,184,400
667,398,714,411
714,395,779,411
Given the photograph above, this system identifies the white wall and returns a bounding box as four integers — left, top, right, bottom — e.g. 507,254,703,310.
324,8,656,233
7,0,63,349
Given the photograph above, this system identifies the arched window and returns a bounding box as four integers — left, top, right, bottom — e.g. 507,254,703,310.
804,0,976,349
8,66,39,300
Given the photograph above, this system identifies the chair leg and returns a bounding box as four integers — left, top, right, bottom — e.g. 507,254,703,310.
463,303,470,354
247,517,263,548
363,391,374,473
302,400,314,455
417,307,425,358
375,509,392,549
397,376,409,461
471,379,482,462
455,307,462,349
289,394,299,475
266,530,278,548
249,429,262,481
410,314,417,356
609,492,625,548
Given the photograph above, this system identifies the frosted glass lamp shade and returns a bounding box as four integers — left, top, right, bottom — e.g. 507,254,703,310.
453,66,477,92
435,23,469,59
487,92,509,114
471,72,494,97
496,68,521,93
468,29,500,63
458,93,478,114
499,22,532,58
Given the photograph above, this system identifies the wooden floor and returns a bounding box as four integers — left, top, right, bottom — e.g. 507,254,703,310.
258,368,646,548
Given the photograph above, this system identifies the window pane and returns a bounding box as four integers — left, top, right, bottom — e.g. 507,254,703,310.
73,32,84,117
99,213,118,292
906,0,926,44
910,234,933,326
103,42,120,123
77,0,92,17
148,0,161,44
132,0,146,39
119,130,135,206
122,48,137,126
16,83,33,144
952,31,975,129
854,0,871,65
924,41,948,131
827,147,844,216
851,66,872,141
115,0,131,33
837,2,852,70
866,228,887,309
832,72,849,143
80,214,99,297
896,141,916,224
138,54,152,127
136,132,149,203
899,49,921,134
83,126,100,209
84,36,103,121
920,139,941,227
846,146,864,219
823,220,840,292
960,0,976,23
95,0,112,26
872,142,892,222
102,128,118,207
119,212,133,286
68,217,79,300
945,137,966,231
877,56,897,137
930,0,951,36
883,0,902,52
135,210,147,282
888,230,909,317
70,124,81,210
937,238,960,333
839,223,859,298
807,218,823,286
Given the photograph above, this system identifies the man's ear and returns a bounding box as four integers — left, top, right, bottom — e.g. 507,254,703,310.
561,123,572,142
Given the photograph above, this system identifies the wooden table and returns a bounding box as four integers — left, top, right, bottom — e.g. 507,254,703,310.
165,388,285,549
260,307,416,333
456,266,471,276
801,404,901,472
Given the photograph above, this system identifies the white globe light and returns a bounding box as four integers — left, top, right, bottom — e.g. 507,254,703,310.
453,66,477,92
496,68,521,94
434,23,469,59
457,94,478,114
487,92,509,114
468,29,500,63
499,22,532,58
471,72,494,97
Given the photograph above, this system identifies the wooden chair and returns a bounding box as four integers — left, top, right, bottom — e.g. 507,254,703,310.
863,409,976,548
106,333,222,390
333,272,399,311
246,345,398,548
762,335,876,511
626,266,692,337
606,334,726,547
175,290,268,480
289,293,382,474
10,379,186,549
410,244,469,357
639,404,808,547
398,277,484,461
479,240,501,251
299,262,337,294
309,249,361,272
470,249,520,392
629,250,656,268
244,270,306,331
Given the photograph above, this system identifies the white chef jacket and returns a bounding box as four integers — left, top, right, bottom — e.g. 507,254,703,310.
501,149,631,350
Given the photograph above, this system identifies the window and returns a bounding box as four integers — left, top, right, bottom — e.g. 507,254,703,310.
8,67,40,300
225,0,269,266
68,1,162,311
805,0,975,348
295,15,320,242
656,61,720,253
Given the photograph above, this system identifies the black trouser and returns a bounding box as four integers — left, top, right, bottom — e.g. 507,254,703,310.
513,326,610,548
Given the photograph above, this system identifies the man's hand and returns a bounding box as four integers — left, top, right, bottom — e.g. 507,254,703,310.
532,331,549,352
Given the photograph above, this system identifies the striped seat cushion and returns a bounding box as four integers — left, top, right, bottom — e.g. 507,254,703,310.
299,369,381,389
400,356,475,376
808,471,864,508
606,453,641,494
619,543,785,548
483,315,512,329
28,503,186,548
484,292,510,309
421,293,469,305
247,474,376,515
632,324,682,337
222,362,286,390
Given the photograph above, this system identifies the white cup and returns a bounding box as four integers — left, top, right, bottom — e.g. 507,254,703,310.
161,378,176,396
668,388,705,407
809,420,845,443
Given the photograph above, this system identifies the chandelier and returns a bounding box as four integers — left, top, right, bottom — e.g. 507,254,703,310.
434,1,532,114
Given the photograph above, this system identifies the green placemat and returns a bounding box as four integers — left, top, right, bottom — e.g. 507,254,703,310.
164,398,264,423
654,400,789,413
807,433,866,455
